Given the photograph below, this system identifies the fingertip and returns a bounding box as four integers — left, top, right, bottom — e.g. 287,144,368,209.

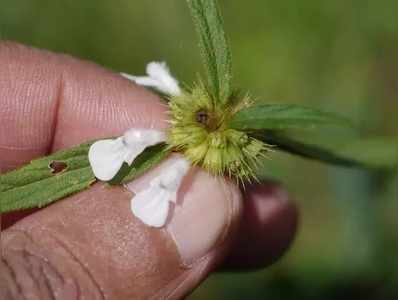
221,181,299,271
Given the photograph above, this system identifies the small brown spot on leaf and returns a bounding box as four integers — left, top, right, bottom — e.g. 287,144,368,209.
49,161,68,174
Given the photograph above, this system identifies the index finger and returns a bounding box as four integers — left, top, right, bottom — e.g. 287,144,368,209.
0,41,167,172
0,41,168,229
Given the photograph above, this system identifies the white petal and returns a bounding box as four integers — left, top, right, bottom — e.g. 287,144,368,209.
123,128,166,147
131,186,171,228
122,128,166,165
146,62,170,80
124,155,186,195
123,144,147,165
155,158,191,191
120,73,158,87
146,62,181,95
120,61,181,96
168,191,178,204
88,138,131,181
128,156,191,227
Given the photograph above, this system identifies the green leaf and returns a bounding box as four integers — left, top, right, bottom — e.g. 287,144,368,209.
108,143,172,185
229,104,354,131
186,0,232,103
0,140,172,213
256,130,397,170
0,142,97,213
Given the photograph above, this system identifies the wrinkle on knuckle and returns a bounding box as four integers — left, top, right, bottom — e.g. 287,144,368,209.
0,257,23,300
2,229,105,300
2,248,57,300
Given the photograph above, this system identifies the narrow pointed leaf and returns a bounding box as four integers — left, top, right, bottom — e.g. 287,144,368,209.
108,143,172,185
229,104,354,131
0,142,96,213
256,130,397,170
0,140,172,213
186,0,232,103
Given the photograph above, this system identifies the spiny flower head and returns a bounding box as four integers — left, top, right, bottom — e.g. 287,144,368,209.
168,83,271,182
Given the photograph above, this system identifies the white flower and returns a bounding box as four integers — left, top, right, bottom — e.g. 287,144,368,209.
121,61,181,96
88,128,166,181
131,157,190,228
89,62,189,228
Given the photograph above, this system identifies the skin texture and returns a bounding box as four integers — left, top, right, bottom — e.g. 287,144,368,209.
0,42,298,299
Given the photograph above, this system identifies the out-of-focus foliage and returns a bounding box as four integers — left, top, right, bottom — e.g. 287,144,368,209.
0,0,396,299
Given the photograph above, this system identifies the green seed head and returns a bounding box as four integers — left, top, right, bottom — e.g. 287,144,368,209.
168,83,270,182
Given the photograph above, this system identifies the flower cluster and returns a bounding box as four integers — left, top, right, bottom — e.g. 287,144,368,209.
168,85,269,181
89,61,271,227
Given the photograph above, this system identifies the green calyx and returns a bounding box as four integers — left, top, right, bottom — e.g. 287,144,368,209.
168,84,271,181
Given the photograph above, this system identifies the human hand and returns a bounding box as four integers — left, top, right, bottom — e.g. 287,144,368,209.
0,42,298,299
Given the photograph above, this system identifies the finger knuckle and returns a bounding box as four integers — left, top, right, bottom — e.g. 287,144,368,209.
1,229,105,300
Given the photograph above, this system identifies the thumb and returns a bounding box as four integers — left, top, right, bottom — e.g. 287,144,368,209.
2,158,242,299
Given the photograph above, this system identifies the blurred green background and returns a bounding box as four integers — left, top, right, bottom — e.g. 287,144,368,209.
1,0,397,299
